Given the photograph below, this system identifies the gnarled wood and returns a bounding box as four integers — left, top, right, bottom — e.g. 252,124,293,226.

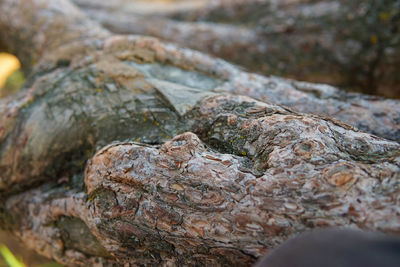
0,0,399,266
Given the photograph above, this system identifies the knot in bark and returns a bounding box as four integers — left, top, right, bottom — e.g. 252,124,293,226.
160,132,205,161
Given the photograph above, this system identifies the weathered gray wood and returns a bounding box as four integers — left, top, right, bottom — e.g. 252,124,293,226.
0,0,399,266
74,0,400,98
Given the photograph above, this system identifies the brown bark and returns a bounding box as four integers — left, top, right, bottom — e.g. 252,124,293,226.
0,0,108,75
74,0,400,98
0,0,399,266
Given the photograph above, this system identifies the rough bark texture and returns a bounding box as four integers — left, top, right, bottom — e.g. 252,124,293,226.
74,0,400,98
0,0,400,266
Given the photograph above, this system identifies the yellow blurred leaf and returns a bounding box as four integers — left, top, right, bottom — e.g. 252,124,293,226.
0,53,20,88
380,12,389,21
370,35,378,44
0,245,26,267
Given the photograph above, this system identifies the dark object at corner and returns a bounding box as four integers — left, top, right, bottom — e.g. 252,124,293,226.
254,228,400,267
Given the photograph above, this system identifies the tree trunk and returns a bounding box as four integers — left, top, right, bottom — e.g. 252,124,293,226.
73,0,400,98
0,0,399,266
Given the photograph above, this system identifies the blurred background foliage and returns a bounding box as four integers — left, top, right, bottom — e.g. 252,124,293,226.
0,231,62,267
0,53,24,98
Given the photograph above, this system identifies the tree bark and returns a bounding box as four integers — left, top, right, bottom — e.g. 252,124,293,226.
74,0,400,98
0,0,399,266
